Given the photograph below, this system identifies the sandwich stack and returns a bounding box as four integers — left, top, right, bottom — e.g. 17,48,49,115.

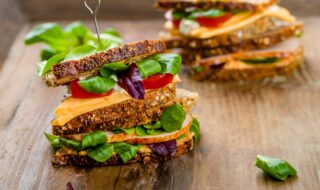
156,0,304,81
26,23,200,167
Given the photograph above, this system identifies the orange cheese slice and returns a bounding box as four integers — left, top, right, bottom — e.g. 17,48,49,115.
52,75,181,126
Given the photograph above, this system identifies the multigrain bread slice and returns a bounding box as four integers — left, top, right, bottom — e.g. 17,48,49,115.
187,38,303,81
53,86,199,136
156,0,278,11
45,40,166,87
52,132,194,167
163,19,303,49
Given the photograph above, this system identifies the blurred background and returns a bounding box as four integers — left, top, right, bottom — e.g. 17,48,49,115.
1,0,320,64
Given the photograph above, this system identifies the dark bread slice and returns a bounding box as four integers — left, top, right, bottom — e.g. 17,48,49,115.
156,0,277,11
53,85,198,136
52,134,194,167
45,40,166,87
186,38,303,81
164,19,303,50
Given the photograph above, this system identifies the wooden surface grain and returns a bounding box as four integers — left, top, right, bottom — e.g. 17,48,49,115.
0,18,320,189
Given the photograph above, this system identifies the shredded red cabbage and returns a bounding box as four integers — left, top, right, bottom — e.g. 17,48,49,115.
149,139,177,157
118,64,145,99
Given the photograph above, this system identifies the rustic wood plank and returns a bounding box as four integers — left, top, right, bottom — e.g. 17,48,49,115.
0,18,320,189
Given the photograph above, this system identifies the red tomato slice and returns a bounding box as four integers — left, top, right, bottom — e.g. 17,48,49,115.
172,19,181,28
70,80,113,99
196,13,233,27
143,74,174,90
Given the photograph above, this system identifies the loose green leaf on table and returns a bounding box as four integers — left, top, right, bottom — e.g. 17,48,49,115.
113,142,141,163
44,133,62,149
160,104,186,132
78,76,116,94
256,155,297,180
88,144,114,162
82,131,107,149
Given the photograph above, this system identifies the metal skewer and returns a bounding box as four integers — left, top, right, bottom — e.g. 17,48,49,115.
84,0,102,45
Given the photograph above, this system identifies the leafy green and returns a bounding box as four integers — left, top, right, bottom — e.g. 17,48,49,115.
102,62,129,71
64,22,90,40
143,121,161,129
113,142,141,163
113,128,136,135
256,155,297,180
59,137,82,151
82,131,107,149
36,53,65,76
40,48,58,61
241,57,280,64
190,118,200,142
103,28,122,37
193,66,203,73
172,10,188,20
88,144,114,162
78,76,116,94
136,59,162,78
64,44,96,61
188,9,227,19
135,126,148,136
160,104,186,132
24,23,70,51
152,53,182,75
146,129,165,135
44,133,62,149
178,133,186,140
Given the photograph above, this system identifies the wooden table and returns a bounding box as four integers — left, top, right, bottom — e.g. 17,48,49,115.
0,19,319,189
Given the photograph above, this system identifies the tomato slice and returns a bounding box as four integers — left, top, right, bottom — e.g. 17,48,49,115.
70,80,113,99
143,74,174,90
196,13,233,27
172,19,181,28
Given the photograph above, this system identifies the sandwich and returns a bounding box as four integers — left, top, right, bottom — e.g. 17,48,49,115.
25,22,200,167
156,0,304,80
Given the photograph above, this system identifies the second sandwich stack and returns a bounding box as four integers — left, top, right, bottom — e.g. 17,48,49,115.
156,0,304,81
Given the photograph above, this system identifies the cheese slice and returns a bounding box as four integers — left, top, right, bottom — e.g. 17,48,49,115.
167,5,296,39
52,75,181,127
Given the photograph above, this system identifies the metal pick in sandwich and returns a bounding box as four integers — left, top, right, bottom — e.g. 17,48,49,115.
84,0,102,46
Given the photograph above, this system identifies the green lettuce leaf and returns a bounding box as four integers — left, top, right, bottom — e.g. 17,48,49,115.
44,133,62,149
88,144,114,162
136,59,162,78
78,76,116,94
113,142,141,163
160,104,186,132
256,155,297,180
59,137,82,151
190,117,200,142
152,53,182,75
36,53,65,76
82,131,107,149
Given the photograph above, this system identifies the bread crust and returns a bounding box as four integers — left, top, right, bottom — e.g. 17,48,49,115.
45,40,166,86
164,20,303,50
156,0,278,11
187,45,304,81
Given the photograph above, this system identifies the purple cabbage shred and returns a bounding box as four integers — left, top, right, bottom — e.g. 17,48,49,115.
118,64,145,99
149,139,177,157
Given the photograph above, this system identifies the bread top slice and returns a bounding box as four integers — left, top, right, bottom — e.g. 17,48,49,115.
187,38,303,80
45,40,166,87
162,5,297,40
156,0,278,11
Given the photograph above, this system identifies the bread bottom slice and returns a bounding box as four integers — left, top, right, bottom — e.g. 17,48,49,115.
52,133,194,167
187,38,303,81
